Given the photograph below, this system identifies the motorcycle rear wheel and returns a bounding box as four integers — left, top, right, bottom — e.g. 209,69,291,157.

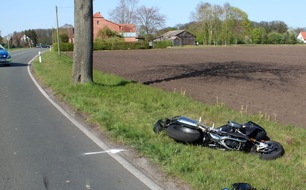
166,124,202,144
251,141,285,160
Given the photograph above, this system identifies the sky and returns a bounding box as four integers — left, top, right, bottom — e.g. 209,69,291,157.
1,0,305,37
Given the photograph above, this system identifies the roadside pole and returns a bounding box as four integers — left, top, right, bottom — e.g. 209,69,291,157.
39,51,42,63
56,5,61,56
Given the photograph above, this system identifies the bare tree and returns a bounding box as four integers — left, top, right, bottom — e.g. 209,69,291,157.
12,32,23,48
136,6,166,38
72,0,93,84
110,0,139,24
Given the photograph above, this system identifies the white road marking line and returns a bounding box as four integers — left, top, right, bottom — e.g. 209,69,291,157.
84,149,125,155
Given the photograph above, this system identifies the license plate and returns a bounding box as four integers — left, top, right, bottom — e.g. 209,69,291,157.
0,59,6,62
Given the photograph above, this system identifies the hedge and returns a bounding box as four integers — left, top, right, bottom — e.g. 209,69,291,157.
53,42,150,52
53,43,74,51
153,40,173,48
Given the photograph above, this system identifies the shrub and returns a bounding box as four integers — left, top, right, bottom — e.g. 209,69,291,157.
60,33,69,43
94,39,149,50
53,41,150,51
153,40,172,48
53,43,73,51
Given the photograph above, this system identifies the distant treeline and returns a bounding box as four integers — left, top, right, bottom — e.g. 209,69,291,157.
163,2,305,45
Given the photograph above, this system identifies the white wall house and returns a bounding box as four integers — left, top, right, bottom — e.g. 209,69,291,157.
20,34,33,47
297,32,306,43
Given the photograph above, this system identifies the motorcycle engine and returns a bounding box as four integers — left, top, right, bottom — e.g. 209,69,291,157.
224,139,241,150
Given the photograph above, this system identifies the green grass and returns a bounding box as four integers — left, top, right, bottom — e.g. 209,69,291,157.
33,51,306,190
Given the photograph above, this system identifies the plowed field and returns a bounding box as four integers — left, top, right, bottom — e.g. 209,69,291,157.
81,46,306,128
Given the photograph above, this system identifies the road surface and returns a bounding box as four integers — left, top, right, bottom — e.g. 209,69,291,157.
0,49,160,190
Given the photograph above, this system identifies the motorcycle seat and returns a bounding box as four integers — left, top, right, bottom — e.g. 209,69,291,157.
228,121,243,129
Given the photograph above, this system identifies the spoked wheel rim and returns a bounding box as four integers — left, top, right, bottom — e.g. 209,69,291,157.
262,142,278,154
258,141,285,160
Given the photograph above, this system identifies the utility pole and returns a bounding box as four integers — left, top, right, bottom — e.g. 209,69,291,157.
56,5,61,56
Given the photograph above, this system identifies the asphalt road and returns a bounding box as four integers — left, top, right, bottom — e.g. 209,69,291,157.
0,49,159,190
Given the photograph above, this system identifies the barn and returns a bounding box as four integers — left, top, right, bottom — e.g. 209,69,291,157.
155,30,196,46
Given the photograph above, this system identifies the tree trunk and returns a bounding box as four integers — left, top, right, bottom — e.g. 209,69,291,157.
72,0,93,83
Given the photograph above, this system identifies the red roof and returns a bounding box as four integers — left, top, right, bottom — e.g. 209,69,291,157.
93,12,103,18
93,12,136,33
119,24,136,33
300,32,306,40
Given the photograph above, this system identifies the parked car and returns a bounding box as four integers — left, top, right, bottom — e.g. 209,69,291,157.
36,44,50,48
0,45,12,66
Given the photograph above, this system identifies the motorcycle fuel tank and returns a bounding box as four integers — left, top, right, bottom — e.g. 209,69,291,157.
176,116,199,128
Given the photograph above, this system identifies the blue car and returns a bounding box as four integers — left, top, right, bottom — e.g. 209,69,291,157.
0,45,12,66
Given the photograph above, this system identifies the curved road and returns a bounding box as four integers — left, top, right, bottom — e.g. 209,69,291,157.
0,49,160,190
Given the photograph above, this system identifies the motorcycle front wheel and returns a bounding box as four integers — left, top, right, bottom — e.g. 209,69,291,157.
251,141,285,160
166,124,202,144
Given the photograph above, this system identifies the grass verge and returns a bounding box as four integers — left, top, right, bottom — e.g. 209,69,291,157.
32,51,305,190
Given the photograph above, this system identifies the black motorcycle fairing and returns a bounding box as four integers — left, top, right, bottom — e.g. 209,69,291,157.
243,121,270,141
218,121,269,141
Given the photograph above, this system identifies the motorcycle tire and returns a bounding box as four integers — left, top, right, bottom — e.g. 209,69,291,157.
166,124,202,144
251,141,285,160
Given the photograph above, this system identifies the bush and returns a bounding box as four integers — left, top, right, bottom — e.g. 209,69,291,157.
53,41,150,52
60,33,69,43
267,32,283,44
111,42,150,50
53,43,73,51
153,40,172,48
94,40,149,50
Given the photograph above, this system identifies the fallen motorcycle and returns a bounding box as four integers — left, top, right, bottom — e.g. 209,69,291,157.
153,116,284,160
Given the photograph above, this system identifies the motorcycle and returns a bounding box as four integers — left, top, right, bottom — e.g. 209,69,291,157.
153,116,284,160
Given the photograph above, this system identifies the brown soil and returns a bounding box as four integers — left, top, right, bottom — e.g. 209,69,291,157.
91,45,306,128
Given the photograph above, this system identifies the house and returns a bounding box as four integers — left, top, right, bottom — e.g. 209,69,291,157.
155,30,196,46
60,24,74,43
93,12,137,42
20,34,33,47
297,32,306,43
